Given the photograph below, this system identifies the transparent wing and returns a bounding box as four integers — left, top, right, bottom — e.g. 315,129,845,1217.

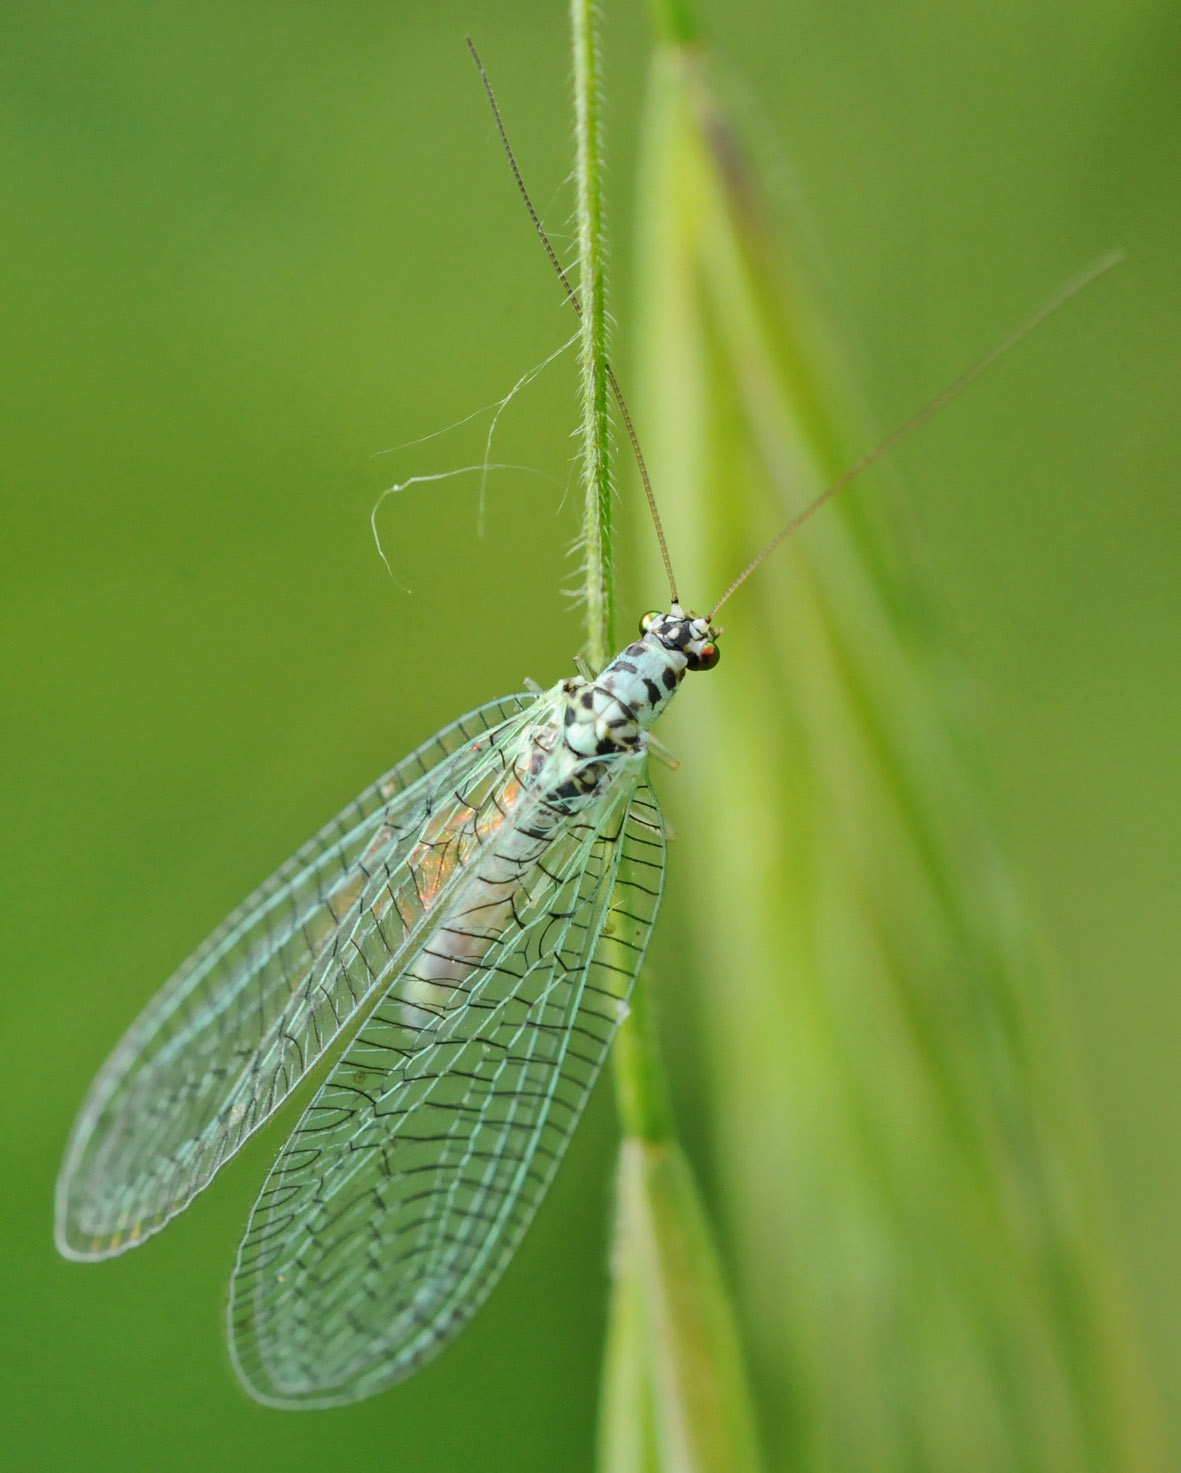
228,782,665,1407
56,694,540,1261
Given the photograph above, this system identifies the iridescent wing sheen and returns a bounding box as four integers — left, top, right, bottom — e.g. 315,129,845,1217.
55,694,545,1261
228,782,665,1407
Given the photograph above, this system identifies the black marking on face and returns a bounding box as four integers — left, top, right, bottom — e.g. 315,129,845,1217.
564,705,577,725
580,689,594,710
595,736,617,756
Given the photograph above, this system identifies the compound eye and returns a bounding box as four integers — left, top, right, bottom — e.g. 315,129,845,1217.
697,642,720,671
639,610,663,634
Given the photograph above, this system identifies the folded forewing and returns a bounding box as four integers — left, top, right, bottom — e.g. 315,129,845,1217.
56,694,540,1260
228,782,665,1407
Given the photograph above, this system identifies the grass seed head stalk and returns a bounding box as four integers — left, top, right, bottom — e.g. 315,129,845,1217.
569,11,767,1472
571,0,614,671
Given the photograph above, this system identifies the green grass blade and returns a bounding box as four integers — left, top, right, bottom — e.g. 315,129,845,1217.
599,1138,765,1473
630,38,1157,1473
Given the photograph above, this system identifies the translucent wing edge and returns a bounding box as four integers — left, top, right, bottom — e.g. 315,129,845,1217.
55,693,536,1262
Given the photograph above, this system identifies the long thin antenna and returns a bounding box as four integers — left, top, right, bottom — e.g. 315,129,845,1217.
465,36,680,604
709,250,1124,618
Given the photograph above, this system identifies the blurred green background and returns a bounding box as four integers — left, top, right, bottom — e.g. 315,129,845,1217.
2,1,1178,1469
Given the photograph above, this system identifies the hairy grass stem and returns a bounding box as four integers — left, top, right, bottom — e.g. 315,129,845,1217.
569,7,766,1470
571,0,614,672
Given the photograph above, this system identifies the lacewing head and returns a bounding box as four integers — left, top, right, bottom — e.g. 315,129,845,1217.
639,606,721,672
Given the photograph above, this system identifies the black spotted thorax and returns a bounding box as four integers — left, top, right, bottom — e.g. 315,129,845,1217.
530,606,720,813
